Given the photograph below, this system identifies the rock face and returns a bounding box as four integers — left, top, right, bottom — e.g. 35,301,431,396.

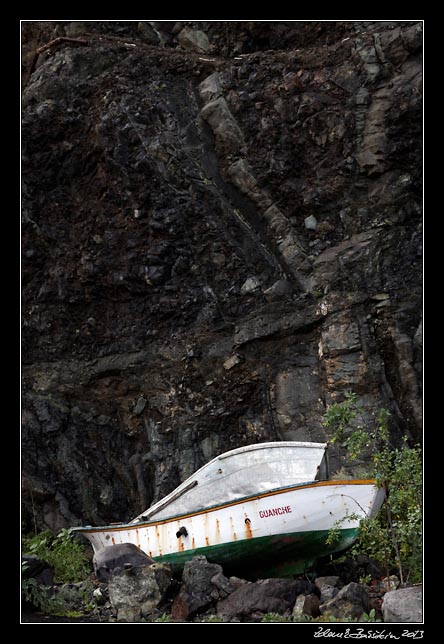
93,543,155,581
21,21,422,532
382,586,423,623
108,562,172,622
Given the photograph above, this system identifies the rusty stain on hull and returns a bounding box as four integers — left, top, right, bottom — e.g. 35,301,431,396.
155,525,162,556
205,537,209,546
111,536,115,545
179,540,184,551
229,516,237,541
215,518,221,542
244,515,253,539
192,537,196,549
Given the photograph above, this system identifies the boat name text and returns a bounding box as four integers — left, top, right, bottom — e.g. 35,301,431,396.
259,505,292,518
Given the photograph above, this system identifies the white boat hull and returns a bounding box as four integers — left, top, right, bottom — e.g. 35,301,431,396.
76,480,384,577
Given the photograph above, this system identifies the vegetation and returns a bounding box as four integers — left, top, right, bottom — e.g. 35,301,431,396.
22,528,94,616
260,609,381,623
194,614,224,623
323,392,422,584
22,528,92,583
21,575,65,615
153,613,173,622
21,569,94,617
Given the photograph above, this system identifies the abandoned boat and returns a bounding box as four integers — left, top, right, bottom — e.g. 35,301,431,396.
73,441,385,577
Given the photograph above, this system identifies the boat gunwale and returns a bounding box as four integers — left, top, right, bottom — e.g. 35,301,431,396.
74,478,378,534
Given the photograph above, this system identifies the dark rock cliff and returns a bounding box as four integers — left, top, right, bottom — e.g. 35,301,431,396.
21,21,422,532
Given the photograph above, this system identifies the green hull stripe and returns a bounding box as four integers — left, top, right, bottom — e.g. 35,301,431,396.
153,527,359,578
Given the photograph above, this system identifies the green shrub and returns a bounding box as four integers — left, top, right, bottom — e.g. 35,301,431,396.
260,609,381,623
21,572,89,617
22,528,92,583
21,576,62,615
153,613,172,622
323,393,422,584
261,613,294,622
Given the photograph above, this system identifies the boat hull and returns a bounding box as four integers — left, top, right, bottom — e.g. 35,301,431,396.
76,480,384,577
152,527,360,578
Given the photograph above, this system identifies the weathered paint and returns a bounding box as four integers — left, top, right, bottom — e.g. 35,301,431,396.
245,517,253,539
75,480,384,575
153,527,359,578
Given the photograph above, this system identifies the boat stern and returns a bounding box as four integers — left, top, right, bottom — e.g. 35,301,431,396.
71,525,110,554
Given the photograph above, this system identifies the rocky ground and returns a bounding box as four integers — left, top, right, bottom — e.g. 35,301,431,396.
21,550,422,624
21,21,422,535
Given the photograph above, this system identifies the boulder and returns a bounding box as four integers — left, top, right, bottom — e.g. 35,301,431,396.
171,555,228,620
108,562,172,622
22,555,54,587
315,575,341,603
320,582,370,620
210,571,243,598
315,575,341,588
304,215,318,230
317,584,340,603
137,22,161,45
217,578,319,621
292,592,321,618
227,158,264,205
199,72,222,103
93,543,155,581
200,97,244,154
382,586,422,623
178,27,211,53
